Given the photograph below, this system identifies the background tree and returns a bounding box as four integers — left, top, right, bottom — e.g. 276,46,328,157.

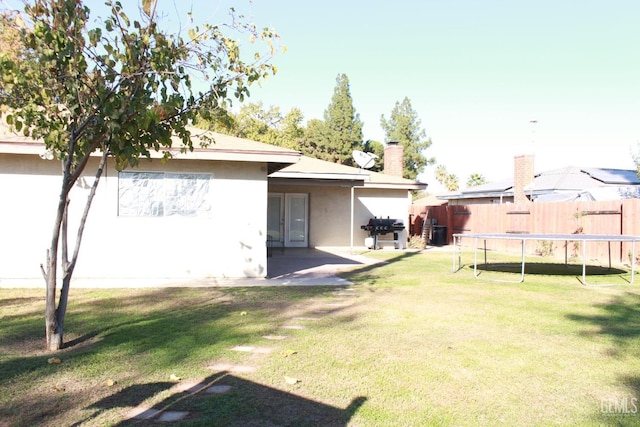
299,118,328,158
0,0,280,351
435,164,459,191
0,11,23,62
278,107,304,150
300,73,362,165
380,97,434,180
196,102,303,150
632,143,640,179
362,139,384,172
466,173,487,187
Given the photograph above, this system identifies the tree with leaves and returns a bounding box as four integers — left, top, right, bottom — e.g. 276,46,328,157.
0,11,23,62
197,102,303,150
466,173,487,187
300,73,363,165
0,0,280,351
435,164,459,191
362,139,384,172
380,97,434,180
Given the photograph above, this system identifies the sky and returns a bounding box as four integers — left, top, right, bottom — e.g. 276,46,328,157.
5,0,640,192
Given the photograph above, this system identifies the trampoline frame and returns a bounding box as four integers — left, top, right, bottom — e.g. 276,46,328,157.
452,233,640,285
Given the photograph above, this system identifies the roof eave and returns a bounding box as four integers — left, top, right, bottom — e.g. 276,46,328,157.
363,182,427,190
270,171,367,180
0,141,301,165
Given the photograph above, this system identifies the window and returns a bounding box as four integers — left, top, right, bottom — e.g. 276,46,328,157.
118,171,212,217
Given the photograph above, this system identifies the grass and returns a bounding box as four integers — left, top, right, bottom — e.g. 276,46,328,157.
2,250,640,426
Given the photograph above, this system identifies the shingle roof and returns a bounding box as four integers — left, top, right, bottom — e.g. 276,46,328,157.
0,121,300,168
270,155,426,190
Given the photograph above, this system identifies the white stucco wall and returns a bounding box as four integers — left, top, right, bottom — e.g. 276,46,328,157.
0,154,269,285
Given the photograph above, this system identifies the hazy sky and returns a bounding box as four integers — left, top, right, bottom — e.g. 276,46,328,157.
6,0,640,191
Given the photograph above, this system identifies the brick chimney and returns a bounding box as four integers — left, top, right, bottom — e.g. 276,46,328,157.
384,142,404,178
513,154,534,204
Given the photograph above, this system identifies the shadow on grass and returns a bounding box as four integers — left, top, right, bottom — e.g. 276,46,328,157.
567,292,640,354
471,262,627,277
466,262,632,285
567,293,640,422
78,371,366,426
0,285,357,425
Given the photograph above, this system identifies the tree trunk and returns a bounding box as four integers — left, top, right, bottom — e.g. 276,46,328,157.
45,189,67,351
45,150,108,351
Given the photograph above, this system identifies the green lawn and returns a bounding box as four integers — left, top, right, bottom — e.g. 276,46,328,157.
2,250,640,426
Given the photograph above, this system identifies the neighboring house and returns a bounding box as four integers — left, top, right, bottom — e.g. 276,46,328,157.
440,155,640,205
0,125,424,284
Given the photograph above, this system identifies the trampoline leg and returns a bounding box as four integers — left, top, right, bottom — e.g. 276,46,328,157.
582,240,587,285
474,237,479,278
519,239,525,283
632,242,636,285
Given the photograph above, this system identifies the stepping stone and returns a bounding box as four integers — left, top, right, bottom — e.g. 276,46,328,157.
231,345,255,352
292,316,321,321
127,407,161,420
280,324,306,330
171,380,207,394
157,411,190,422
206,363,257,373
263,335,288,340
324,302,352,308
231,345,273,354
334,291,357,297
205,385,232,394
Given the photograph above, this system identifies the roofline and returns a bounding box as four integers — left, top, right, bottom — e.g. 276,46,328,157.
270,171,367,181
0,141,300,165
364,182,427,190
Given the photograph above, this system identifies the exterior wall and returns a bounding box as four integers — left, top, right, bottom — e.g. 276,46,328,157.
0,153,269,284
269,182,411,248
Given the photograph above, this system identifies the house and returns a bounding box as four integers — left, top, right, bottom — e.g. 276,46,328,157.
268,143,426,249
439,154,640,205
0,125,424,284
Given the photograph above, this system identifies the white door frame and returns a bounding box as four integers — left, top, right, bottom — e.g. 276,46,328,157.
268,192,309,248
267,193,284,245
284,193,309,247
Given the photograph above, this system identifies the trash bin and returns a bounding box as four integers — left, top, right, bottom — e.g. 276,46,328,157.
432,226,447,246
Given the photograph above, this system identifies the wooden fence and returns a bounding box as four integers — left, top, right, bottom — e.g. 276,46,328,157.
410,199,640,263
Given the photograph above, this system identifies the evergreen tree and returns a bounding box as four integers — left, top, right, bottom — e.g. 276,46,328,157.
362,139,384,172
299,118,329,158
380,97,434,180
302,73,363,164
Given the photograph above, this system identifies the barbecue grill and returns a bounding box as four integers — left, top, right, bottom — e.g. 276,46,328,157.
361,217,406,250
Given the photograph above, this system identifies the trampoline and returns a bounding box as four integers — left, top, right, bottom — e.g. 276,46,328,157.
452,233,640,285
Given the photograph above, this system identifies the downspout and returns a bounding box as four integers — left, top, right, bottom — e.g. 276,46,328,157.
350,185,355,253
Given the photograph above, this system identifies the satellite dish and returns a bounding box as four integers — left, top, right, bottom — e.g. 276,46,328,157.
353,150,378,169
